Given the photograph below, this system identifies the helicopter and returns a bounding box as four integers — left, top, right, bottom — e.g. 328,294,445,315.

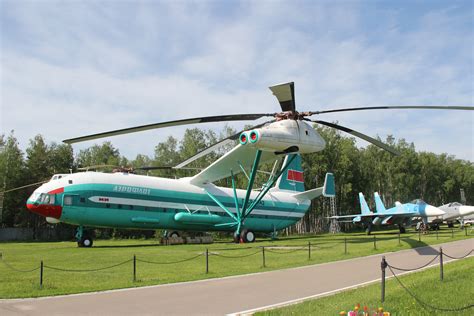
19,82,473,246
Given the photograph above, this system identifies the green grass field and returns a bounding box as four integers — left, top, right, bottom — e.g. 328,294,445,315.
0,227,472,298
257,256,474,316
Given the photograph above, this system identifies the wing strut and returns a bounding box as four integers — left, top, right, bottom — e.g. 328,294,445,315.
205,150,296,238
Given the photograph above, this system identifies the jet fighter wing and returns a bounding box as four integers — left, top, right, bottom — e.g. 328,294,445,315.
189,144,279,185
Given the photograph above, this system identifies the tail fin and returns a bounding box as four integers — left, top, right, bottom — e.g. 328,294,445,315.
359,193,371,215
275,154,305,192
374,192,386,213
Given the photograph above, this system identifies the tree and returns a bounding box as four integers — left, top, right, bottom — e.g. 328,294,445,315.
0,132,26,227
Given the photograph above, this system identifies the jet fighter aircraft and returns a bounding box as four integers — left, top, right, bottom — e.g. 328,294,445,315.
436,202,474,228
331,192,445,234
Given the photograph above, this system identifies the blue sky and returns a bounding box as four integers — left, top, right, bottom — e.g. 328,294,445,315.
1,0,473,161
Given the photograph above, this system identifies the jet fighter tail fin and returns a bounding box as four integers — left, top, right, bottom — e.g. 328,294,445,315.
374,192,387,213
359,193,371,215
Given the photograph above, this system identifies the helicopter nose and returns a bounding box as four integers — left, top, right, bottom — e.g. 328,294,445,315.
425,205,445,217
26,202,62,219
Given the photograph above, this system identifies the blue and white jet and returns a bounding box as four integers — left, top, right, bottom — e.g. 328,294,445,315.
331,192,445,234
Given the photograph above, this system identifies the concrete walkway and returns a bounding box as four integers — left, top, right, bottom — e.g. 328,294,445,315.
1,238,472,316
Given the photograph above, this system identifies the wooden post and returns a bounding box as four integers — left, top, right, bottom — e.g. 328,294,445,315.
373,235,377,250
398,232,401,245
308,241,311,260
440,247,444,281
262,247,266,268
381,256,387,302
133,255,136,282
40,260,43,289
344,237,347,254
451,228,454,238
418,229,421,242
436,229,438,240
206,248,209,274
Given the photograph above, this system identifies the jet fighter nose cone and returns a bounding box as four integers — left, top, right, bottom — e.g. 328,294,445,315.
425,205,445,217
459,206,474,216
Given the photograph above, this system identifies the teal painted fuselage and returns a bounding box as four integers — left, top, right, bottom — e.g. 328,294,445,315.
27,172,309,233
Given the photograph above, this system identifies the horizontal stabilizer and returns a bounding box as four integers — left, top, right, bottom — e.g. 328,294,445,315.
293,173,335,201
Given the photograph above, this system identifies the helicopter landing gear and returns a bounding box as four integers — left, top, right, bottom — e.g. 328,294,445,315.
241,229,255,243
76,226,93,248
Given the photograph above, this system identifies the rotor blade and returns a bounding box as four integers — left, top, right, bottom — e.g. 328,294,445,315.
175,121,274,168
1,180,49,194
269,82,295,112
77,164,118,171
63,113,275,144
311,120,400,155
310,105,474,115
136,166,202,171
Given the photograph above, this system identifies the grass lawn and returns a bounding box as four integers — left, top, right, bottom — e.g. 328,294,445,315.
257,256,474,316
0,227,472,298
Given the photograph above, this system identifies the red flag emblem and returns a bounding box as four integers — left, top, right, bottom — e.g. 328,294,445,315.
287,170,304,182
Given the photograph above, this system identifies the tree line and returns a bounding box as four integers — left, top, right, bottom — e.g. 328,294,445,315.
0,125,472,236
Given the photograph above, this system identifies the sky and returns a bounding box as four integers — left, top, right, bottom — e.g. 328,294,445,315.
1,0,473,162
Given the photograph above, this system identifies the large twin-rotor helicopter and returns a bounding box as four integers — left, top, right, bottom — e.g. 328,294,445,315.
18,82,473,246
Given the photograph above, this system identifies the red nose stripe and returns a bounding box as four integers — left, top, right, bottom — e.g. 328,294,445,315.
27,204,62,219
287,170,304,182
48,187,64,194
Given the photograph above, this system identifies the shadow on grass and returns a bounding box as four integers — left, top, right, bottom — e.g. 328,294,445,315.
93,243,162,249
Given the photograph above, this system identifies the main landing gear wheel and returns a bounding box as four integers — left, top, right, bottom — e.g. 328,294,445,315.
78,236,93,248
241,229,256,243
169,231,180,238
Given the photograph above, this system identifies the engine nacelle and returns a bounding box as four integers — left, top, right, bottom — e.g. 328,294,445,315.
239,120,326,154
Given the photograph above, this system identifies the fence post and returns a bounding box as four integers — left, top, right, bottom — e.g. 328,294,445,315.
373,235,377,250
262,246,266,268
418,229,421,242
40,260,43,289
344,237,347,254
308,241,311,260
465,227,468,237
451,228,454,238
133,255,136,282
381,256,387,303
205,248,209,274
398,231,401,245
436,229,439,240
440,247,444,281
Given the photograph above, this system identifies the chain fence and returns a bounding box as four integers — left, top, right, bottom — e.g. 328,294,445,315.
387,264,474,312
0,229,472,292
381,247,473,313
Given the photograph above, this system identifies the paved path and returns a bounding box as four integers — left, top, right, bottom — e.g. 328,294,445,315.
1,238,472,316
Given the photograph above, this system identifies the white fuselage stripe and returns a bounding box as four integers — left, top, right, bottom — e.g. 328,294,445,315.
88,196,305,218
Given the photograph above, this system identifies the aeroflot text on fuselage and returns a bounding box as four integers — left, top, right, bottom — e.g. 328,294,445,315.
112,185,151,195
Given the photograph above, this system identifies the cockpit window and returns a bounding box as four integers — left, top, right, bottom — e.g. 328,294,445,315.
31,193,56,205
410,199,426,205
448,202,462,207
